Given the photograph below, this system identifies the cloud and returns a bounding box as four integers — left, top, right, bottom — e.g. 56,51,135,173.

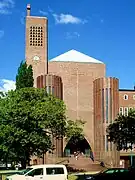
0,30,4,38
38,6,53,16
53,13,87,24
39,6,87,25
48,6,53,13
0,79,16,92
66,32,80,39
0,0,15,14
39,10,48,16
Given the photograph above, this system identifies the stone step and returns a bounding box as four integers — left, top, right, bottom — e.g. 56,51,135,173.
44,156,106,172
67,157,105,172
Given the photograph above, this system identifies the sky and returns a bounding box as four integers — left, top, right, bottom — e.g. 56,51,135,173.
0,0,135,91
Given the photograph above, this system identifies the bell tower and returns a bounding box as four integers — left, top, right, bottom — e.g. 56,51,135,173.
25,4,48,86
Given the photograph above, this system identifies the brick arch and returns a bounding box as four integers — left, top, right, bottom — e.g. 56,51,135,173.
83,135,94,152
63,135,93,156
64,136,93,149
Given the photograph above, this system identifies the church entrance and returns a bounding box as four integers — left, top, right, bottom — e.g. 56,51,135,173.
64,136,92,157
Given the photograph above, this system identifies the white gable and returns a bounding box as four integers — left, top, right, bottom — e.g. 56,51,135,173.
50,49,103,64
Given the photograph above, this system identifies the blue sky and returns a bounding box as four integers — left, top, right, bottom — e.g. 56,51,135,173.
0,0,135,91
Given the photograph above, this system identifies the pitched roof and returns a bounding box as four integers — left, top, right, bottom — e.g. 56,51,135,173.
50,49,103,64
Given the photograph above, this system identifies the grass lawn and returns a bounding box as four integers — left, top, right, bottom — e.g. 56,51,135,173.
69,175,78,180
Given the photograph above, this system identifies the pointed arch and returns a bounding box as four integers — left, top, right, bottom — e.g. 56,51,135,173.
64,136,93,157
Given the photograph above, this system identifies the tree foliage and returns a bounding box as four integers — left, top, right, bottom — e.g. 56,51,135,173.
107,109,135,151
0,88,84,168
65,119,85,144
16,61,34,89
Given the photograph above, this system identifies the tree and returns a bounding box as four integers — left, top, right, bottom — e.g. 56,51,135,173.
107,109,135,151
0,88,84,168
16,61,34,89
65,119,85,144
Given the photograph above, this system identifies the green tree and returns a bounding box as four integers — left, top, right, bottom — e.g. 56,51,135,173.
107,109,135,151
65,119,85,144
0,88,84,168
16,61,34,89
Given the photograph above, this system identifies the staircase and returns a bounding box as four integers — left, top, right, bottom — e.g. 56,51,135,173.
67,156,106,172
44,155,107,172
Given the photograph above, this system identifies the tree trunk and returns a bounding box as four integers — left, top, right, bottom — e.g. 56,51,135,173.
5,153,8,168
21,159,27,169
43,153,45,164
27,157,31,166
5,160,8,168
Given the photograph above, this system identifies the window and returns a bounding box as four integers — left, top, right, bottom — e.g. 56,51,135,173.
29,26,43,46
52,87,55,95
19,168,33,175
133,95,135,100
27,168,43,176
46,86,52,94
46,168,64,175
105,135,108,151
120,169,129,172
119,107,123,115
105,169,115,174
106,88,108,123
124,107,128,116
102,89,104,123
103,135,105,151
123,94,128,100
109,88,112,123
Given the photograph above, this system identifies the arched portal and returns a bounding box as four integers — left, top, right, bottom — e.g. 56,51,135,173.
64,136,93,157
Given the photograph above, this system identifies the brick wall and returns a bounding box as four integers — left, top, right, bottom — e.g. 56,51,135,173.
48,61,106,150
25,16,48,86
93,77,120,167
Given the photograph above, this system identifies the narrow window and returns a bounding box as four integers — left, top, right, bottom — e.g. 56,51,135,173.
124,107,128,116
123,94,128,100
119,107,123,115
46,86,52,94
109,88,112,123
105,135,108,151
129,107,133,112
102,89,104,123
52,87,55,95
106,88,108,123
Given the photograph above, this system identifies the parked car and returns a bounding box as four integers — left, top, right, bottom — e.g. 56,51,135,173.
6,164,68,180
84,168,130,180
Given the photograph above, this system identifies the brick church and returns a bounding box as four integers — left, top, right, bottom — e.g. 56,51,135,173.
25,4,135,168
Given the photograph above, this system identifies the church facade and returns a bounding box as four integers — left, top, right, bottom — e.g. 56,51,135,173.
25,4,135,168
